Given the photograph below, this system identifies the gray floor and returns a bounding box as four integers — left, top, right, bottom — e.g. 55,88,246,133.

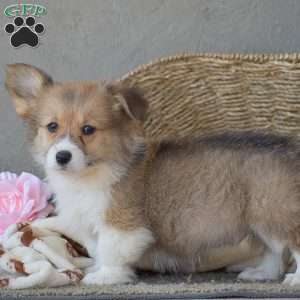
2,272,300,300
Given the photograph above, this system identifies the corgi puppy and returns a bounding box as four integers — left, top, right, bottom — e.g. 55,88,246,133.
5,63,300,286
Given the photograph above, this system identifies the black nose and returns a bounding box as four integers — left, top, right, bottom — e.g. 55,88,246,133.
56,151,72,165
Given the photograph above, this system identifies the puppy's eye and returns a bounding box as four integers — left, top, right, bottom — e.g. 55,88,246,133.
47,122,59,133
82,125,96,135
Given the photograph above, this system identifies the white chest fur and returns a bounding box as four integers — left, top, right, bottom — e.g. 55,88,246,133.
46,169,114,257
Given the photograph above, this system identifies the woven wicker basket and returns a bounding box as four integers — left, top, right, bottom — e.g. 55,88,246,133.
121,53,300,140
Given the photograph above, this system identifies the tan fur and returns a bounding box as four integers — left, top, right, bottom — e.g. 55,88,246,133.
135,143,283,271
106,163,147,231
9,63,297,277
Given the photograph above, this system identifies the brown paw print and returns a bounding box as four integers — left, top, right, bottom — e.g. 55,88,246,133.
0,278,9,288
62,270,84,283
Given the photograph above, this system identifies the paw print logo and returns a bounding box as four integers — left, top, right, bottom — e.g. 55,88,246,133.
5,16,45,48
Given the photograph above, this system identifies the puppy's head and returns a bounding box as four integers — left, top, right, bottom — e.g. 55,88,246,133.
5,64,148,176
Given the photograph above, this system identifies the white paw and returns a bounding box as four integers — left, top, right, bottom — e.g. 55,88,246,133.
238,267,280,281
82,266,135,285
283,273,300,286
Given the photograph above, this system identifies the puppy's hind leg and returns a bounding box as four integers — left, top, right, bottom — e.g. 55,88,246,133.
225,236,266,273
283,251,300,286
227,255,263,273
238,232,285,281
276,226,300,285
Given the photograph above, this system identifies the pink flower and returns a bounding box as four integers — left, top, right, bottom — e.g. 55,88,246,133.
0,172,54,237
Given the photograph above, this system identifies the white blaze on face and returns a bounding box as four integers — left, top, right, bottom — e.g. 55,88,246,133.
46,136,86,172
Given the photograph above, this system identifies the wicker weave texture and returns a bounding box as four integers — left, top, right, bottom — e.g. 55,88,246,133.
121,53,300,139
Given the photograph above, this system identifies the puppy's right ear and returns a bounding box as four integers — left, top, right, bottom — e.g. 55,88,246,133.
5,64,53,118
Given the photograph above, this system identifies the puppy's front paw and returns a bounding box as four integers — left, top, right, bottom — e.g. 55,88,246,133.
283,273,300,286
82,266,135,285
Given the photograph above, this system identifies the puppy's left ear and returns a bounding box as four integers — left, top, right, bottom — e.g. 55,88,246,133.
5,63,53,118
107,83,148,122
